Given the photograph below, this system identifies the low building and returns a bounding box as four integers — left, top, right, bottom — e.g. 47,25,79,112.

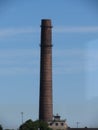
48,114,68,130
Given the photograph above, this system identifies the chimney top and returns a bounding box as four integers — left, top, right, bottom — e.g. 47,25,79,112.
41,19,52,28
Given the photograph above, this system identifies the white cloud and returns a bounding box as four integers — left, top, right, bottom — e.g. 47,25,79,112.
0,26,98,38
53,49,85,74
0,27,39,38
0,49,40,75
0,67,39,76
0,47,98,76
0,48,39,58
54,26,98,33
53,48,85,57
53,48,98,74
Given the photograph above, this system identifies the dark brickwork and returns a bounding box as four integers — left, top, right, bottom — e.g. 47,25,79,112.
39,19,53,122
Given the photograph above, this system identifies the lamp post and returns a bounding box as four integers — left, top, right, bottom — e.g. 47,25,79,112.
76,122,80,128
21,112,24,124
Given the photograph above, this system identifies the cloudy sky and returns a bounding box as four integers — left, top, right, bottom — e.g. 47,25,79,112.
0,0,98,129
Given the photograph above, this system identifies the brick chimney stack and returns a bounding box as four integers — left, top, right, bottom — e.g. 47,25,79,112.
39,19,53,122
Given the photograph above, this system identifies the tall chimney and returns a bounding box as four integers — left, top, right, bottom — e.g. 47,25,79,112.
39,19,53,122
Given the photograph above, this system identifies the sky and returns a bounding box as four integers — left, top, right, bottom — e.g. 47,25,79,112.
0,0,98,129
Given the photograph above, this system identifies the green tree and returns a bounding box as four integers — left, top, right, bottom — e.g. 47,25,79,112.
19,119,34,130
0,125,3,130
19,119,52,130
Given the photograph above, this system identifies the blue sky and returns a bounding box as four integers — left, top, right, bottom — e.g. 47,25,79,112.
0,0,98,129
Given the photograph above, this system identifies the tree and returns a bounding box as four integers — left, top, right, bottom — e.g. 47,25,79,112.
0,125,3,130
19,119,34,130
19,119,52,130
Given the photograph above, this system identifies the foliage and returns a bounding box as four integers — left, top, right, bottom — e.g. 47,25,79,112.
19,119,52,130
19,119,34,130
0,125,3,130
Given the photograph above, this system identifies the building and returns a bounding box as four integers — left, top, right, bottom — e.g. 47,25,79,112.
48,114,68,130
